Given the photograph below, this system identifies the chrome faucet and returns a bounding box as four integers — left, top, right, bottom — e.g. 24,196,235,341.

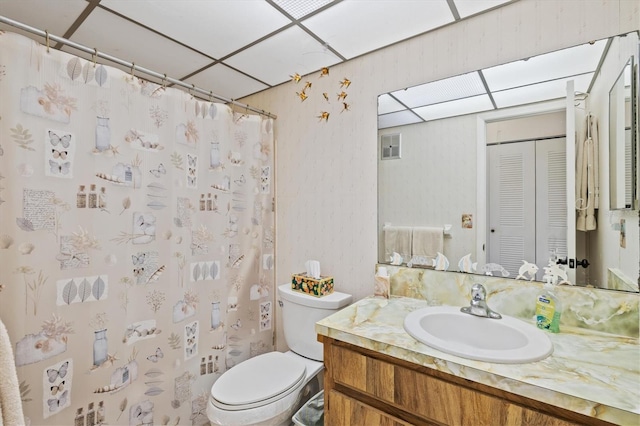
460,283,502,319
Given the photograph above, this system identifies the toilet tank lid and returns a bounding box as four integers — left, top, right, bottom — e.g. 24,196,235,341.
278,284,352,309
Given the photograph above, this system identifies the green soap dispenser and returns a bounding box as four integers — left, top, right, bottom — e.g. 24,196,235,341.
536,276,562,333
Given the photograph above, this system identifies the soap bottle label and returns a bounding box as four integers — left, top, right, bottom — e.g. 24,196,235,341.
536,295,560,333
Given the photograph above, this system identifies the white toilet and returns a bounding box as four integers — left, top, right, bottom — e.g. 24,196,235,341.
207,283,352,426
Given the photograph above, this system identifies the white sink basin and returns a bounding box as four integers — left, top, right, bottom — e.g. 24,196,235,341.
403,306,553,364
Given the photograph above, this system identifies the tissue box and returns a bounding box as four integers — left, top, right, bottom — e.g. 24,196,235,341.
291,273,334,297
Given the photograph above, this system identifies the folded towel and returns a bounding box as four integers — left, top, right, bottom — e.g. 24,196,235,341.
383,226,412,262
412,227,443,263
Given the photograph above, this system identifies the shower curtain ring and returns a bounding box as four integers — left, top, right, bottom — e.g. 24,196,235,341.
209,91,213,102
162,74,167,88
92,48,98,67
130,63,135,77
44,30,50,52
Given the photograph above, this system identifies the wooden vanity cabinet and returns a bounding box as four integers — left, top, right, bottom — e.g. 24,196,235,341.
320,336,612,426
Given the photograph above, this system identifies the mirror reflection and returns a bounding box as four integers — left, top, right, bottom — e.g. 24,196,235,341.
609,57,636,210
378,31,639,292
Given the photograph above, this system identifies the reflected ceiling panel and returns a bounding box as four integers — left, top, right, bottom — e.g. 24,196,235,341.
492,73,595,109
379,110,423,129
413,94,494,121
378,34,613,126
391,71,486,108
482,39,607,92
378,94,406,114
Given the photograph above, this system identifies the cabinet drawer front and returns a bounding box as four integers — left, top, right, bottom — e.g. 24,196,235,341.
330,343,395,403
328,390,412,426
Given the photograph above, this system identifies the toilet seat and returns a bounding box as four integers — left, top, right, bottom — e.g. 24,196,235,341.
211,352,306,411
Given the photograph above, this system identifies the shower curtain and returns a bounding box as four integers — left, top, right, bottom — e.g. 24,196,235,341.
0,31,275,425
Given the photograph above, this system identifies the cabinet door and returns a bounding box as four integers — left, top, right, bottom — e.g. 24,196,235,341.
327,390,413,426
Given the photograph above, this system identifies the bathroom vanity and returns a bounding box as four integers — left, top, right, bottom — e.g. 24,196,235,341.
316,295,639,426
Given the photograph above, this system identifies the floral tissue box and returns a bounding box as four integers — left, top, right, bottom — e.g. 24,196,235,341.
291,273,334,297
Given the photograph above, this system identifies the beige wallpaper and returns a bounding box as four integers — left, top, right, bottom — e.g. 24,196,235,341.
240,0,640,352
0,32,275,425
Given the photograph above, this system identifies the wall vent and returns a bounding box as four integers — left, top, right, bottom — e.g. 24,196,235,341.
381,133,401,160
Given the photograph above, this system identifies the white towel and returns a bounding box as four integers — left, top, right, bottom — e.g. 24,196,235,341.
0,318,24,426
412,227,443,263
383,226,412,261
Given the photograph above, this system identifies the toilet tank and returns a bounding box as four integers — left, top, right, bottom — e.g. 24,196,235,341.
278,284,352,361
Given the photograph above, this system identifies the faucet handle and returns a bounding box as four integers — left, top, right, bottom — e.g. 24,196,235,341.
470,283,486,301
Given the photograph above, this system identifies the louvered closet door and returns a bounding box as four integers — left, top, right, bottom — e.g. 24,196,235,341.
535,138,567,280
487,142,536,277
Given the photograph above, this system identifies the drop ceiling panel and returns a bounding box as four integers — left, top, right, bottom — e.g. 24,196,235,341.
391,71,486,108
0,0,87,41
303,0,454,59
100,0,291,59
378,110,423,129
224,25,341,86
454,0,513,18
184,64,269,101
273,0,334,20
413,94,494,121
66,7,213,80
483,39,607,92
378,94,405,114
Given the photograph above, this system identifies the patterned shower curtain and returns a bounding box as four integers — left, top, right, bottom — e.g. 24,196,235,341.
0,31,275,425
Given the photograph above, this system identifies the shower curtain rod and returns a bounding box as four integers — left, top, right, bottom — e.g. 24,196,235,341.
0,15,277,119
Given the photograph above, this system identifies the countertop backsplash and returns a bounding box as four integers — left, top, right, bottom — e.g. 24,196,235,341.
382,265,639,339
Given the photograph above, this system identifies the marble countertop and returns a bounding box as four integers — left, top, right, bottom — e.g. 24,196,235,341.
316,296,640,425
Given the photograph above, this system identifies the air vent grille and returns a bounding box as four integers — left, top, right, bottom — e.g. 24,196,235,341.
381,133,401,160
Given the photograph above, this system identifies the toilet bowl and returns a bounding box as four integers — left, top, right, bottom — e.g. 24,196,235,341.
207,351,322,426
207,284,352,426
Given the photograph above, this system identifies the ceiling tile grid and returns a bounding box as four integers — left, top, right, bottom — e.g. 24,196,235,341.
101,0,292,59
0,0,520,104
67,6,214,80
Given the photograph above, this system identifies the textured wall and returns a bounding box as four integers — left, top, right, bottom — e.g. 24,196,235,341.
240,0,639,351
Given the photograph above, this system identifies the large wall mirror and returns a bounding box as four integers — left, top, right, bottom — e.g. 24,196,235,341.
378,31,639,293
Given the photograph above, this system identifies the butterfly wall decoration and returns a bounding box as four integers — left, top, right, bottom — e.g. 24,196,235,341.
288,70,352,120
